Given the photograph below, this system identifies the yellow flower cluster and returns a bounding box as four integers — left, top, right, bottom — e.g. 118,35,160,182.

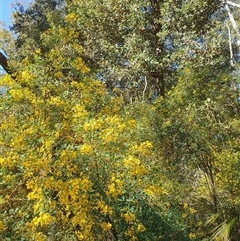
32,212,54,227
129,140,153,156
21,70,32,82
80,143,94,155
124,227,137,241
100,222,112,231
9,89,24,101
10,135,24,149
27,187,43,201
35,232,47,241
96,200,112,215
60,149,76,162
83,119,104,132
0,221,5,232
127,119,137,128
65,12,78,23
123,155,147,176
143,184,168,197
121,212,136,224
101,127,119,143
137,223,146,232
73,57,90,73
21,57,30,66
48,96,65,106
106,175,124,198
189,232,197,239
72,104,88,119
54,71,64,79
72,213,94,240
59,28,79,39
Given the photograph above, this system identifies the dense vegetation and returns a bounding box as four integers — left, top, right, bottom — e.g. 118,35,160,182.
0,0,240,240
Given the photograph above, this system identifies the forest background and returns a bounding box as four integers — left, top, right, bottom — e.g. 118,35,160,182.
0,0,240,240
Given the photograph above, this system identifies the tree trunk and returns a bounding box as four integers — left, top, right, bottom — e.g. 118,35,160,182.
0,52,12,74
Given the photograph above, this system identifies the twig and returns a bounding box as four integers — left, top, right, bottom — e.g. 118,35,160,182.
142,76,147,101
225,3,240,50
226,23,235,67
226,0,240,9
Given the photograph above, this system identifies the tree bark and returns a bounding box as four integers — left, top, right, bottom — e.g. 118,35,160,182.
226,0,240,9
150,0,165,97
0,52,12,74
225,2,240,52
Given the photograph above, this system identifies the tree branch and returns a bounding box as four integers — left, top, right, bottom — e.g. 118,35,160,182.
226,0,240,9
225,3,240,49
226,23,235,67
0,52,12,75
142,76,147,101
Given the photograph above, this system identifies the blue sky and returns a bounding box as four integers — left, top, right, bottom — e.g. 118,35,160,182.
0,0,14,28
0,0,32,29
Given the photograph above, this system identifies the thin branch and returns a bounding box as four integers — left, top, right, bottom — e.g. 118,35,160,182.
226,0,240,9
226,23,235,67
142,76,147,101
225,3,240,46
0,52,10,73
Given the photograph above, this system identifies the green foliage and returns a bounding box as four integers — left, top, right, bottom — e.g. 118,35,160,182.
153,65,240,240
64,0,226,100
1,0,240,240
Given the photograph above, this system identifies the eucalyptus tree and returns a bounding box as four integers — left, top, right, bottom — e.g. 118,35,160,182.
64,0,227,100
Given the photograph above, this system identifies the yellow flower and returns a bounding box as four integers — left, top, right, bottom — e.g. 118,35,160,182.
96,200,112,214
100,127,119,143
123,156,147,176
123,156,140,167
106,182,123,198
83,119,103,132
73,57,90,73
72,104,88,119
35,48,41,54
40,213,52,226
127,119,136,128
107,183,116,195
32,212,53,227
81,177,92,192
35,232,47,241
21,57,30,65
138,140,153,155
21,70,32,82
65,12,77,23
144,185,155,196
80,144,94,155
100,222,112,231
9,89,24,101
197,221,203,227
60,150,76,161
189,207,196,214
54,71,64,79
189,232,196,239
182,213,187,219
124,227,136,237
48,96,64,106
0,221,5,232
137,223,146,232
121,212,136,224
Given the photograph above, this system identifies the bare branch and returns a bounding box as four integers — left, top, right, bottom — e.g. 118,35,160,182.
142,76,147,101
226,0,240,9
225,3,240,49
0,52,10,74
226,23,235,67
